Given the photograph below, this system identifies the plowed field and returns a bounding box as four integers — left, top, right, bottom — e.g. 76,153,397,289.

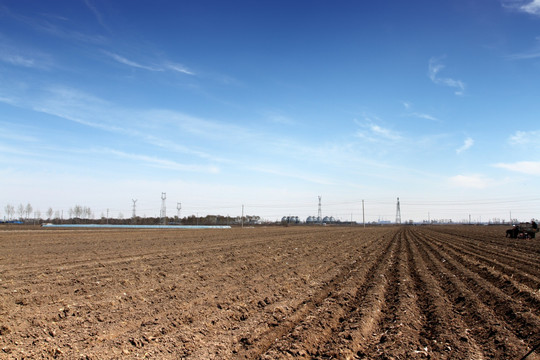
0,226,539,359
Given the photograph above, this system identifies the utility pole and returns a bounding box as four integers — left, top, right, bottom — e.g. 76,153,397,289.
362,199,365,228
395,197,401,224
317,196,322,224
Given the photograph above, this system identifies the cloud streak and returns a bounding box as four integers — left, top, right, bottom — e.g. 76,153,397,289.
105,51,162,71
508,130,540,146
456,137,474,154
410,112,440,122
100,148,220,173
493,161,540,175
428,57,465,96
0,35,53,69
355,118,402,142
105,51,195,75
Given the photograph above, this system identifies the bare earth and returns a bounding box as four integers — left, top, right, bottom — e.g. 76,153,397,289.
0,225,539,359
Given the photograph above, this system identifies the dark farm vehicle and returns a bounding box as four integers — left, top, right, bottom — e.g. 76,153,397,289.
506,222,538,239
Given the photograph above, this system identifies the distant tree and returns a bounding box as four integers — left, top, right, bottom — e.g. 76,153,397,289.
33,210,41,225
25,203,33,220
4,204,15,220
83,207,92,219
47,207,53,220
73,205,83,218
17,204,24,220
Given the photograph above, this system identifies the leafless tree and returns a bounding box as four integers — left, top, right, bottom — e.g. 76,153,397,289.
73,205,83,218
17,204,24,220
33,210,41,225
83,206,92,219
47,207,53,220
4,204,15,220
25,203,33,220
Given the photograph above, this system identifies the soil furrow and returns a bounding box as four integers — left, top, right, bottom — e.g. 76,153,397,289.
430,230,539,277
404,228,484,359
313,229,401,359
411,228,539,359
249,230,397,359
418,228,540,311
1,226,538,359
423,227,540,272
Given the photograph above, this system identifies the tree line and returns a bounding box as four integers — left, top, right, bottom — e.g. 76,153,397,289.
2,203,262,226
2,203,93,223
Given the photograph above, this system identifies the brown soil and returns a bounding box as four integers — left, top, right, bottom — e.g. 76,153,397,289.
0,226,538,359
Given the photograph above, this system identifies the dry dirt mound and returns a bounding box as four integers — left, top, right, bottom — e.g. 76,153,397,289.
0,226,538,359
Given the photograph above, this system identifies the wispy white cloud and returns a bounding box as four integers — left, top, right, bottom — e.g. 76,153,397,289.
507,51,540,60
502,0,540,16
456,137,474,154
104,51,196,76
0,95,17,105
0,128,38,143
505,36,540,59
262,110,296,125
0,53,36,67
84,0,110,33
165,62,195,75
508,130,540,145
449,174,492,189
493,161,540,175
428,57,465,96
0,35,53,69
521,0,540,15
1,3,106,45
400,101,441,123
2,84,248,165
410,112,440,122
105,51,162,71
99,148,220,173
355,118,402,142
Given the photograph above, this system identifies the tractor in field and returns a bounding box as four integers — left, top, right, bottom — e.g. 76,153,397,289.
506,221,538,239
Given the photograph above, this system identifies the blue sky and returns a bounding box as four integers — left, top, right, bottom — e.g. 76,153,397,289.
1,0,540,222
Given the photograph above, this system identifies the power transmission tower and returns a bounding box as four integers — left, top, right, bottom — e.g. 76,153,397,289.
160,192,167,225
132,199,137,224
317,196,322,223
177,202,182,223
395,197,401,224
